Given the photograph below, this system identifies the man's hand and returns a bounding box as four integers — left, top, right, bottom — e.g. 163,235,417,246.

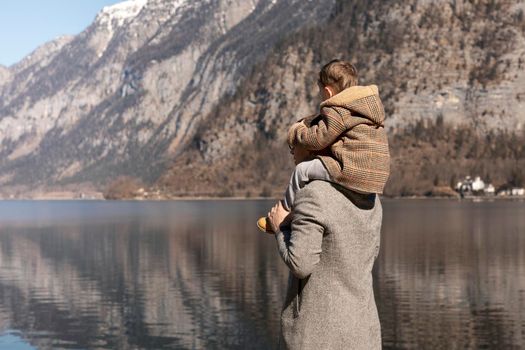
268,201,290,233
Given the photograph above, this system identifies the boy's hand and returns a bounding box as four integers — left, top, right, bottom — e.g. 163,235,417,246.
268,201,290,233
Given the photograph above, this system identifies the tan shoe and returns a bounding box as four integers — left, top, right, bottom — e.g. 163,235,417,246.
257,217,274,233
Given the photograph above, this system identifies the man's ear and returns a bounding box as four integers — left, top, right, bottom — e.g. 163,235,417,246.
324,86,334,98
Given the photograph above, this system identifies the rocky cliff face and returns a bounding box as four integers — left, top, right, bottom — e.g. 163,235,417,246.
0,0,335,192
0,66,10,88
1,0,524,197
383,0,525,131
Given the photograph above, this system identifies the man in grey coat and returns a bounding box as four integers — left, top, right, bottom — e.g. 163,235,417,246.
268,179,382,349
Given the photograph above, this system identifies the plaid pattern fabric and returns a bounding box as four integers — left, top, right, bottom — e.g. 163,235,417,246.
287,85,390,194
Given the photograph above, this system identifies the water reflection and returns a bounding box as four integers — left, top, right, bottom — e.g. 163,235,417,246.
376,199,525,349
0,199,523,349
0,201,288,349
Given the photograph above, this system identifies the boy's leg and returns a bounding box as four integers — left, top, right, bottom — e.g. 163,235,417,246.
282,158,331,210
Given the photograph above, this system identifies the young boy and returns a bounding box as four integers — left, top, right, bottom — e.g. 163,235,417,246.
258,59,390,233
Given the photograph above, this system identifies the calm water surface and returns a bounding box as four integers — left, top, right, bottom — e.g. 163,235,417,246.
0,199,523,349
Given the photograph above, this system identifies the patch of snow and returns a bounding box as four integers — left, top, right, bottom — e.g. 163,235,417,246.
97,0,148,32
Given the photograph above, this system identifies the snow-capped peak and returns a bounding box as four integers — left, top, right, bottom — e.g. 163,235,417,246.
97,0,148,31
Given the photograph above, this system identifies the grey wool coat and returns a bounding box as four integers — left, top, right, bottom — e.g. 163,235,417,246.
274,181,382,350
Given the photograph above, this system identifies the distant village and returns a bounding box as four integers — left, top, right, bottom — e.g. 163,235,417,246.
455,176,525,198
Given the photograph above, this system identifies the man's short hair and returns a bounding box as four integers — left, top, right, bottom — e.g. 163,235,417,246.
318,59,358,94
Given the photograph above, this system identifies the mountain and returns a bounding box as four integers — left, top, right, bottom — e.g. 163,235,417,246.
0,65,10,86
1,0,524,198
0,0,335,194
158,0,525,197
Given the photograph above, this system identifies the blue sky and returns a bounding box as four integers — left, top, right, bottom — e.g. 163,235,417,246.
0,0,122,67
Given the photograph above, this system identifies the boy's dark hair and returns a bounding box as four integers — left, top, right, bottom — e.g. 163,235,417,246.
318,59,358,94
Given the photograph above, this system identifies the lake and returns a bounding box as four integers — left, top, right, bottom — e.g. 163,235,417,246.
0,199,523,349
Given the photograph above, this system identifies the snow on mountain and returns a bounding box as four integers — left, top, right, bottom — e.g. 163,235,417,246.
97,0,149,31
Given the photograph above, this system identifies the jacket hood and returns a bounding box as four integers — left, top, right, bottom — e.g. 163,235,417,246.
320,85,385,126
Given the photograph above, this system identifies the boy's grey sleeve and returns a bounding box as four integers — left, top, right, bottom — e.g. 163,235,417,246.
274,187,325,279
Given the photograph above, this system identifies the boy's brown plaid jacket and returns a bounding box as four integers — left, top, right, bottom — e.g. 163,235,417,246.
287,85,390,194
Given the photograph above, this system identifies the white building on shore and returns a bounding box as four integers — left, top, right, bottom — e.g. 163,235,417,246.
457,175,524,197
